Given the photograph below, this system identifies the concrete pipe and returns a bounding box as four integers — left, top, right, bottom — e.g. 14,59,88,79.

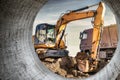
0,0,120,80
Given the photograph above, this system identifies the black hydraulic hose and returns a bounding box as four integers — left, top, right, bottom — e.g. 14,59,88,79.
72,6,89,12
71,3,98,12
58,28,66,48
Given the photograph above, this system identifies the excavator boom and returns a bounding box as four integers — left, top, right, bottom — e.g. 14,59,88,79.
55,10,95,49
56,10,95,34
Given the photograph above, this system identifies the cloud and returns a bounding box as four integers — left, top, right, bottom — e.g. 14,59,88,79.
35,0,102,22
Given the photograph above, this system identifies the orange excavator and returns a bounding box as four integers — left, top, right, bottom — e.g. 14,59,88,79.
34,2,105,72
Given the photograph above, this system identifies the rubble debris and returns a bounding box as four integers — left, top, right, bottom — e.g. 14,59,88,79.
38,53,109,78
39,56,93,78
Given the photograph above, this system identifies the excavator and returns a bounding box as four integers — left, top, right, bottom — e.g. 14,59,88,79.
34,2,105,72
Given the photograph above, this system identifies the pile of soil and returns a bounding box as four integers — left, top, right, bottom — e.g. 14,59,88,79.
37,51,109,78
40,56,90,78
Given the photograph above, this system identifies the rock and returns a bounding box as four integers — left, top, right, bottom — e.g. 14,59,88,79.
66,74,74,78
60,57,76,69
44,58,55,63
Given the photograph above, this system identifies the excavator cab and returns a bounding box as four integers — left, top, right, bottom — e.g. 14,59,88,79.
34,23,55,45
34,23,69,58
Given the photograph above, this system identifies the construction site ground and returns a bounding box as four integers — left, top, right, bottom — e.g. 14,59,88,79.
39,55,108,78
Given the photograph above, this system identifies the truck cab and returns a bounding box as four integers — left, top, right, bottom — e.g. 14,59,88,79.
80,24,118,60
80,28,93,53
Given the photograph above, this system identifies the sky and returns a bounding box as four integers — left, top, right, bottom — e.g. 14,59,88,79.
33,0,116,56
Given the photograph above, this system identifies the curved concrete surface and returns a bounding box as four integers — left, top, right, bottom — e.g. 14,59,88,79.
0,0,120,80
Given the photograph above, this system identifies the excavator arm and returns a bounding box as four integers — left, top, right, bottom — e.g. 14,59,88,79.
76,2,105,72
91,2,105,60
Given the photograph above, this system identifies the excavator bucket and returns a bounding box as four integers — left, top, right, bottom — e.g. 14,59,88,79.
76,52,90,72
76,52,98,72
77,59,89,72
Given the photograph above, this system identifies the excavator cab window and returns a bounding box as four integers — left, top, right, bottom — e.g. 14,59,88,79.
46,27,55,44
35,23,55,44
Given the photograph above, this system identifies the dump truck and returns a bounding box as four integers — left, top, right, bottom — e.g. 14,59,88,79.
80,24,118,60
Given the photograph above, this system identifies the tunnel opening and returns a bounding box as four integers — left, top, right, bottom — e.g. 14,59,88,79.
32,0,118,79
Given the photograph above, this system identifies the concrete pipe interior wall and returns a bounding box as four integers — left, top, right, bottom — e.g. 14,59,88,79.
0,0,120,80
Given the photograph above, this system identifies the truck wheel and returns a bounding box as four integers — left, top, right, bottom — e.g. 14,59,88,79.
0,0,120,80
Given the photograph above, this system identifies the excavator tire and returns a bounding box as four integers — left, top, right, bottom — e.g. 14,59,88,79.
0,0,120,80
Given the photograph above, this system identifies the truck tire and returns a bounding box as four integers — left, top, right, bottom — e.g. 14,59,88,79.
0,0,120,80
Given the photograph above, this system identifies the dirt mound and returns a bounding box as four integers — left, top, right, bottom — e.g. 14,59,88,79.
40,57,89,78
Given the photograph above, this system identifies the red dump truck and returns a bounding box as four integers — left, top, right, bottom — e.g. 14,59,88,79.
80,24,118,60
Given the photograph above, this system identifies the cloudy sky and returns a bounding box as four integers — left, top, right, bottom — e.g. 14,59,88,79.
33,0,116,56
